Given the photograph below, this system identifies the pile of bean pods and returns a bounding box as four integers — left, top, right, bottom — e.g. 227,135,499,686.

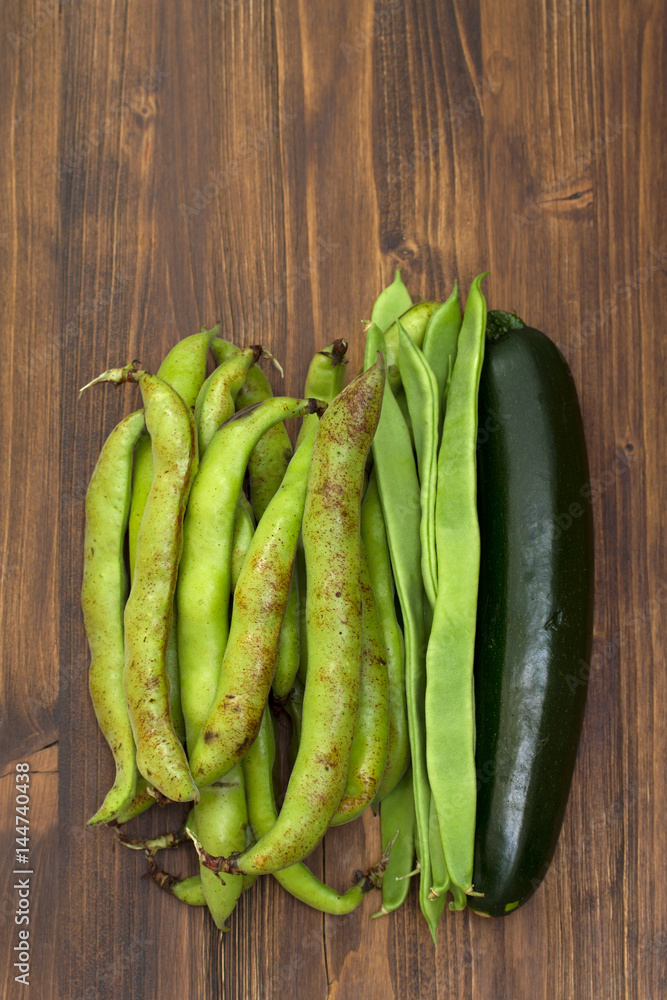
81,269,487,938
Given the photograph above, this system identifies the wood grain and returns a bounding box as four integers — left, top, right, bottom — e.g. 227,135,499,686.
0,0,664,997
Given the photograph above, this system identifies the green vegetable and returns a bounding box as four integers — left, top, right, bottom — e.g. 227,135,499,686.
397,321,440,608
243,707,376,913
373,767,416,917
363,325,440,940
471,311,593,917
199,357,385,877
81,363,199,803
82,409,145,824
371,269,413,333
330,544,390,826
189,424,318,786
361,471,408,804
425,274,488,897
178,396,321,754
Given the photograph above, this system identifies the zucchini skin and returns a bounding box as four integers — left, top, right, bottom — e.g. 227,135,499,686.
471,315,594,917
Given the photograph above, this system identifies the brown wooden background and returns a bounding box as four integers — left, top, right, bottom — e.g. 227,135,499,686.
1,0,665,997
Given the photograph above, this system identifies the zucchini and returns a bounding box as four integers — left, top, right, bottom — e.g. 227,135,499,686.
471,311,594,917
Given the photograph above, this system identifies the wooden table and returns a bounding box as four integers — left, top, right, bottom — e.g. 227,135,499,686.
1,1,664,997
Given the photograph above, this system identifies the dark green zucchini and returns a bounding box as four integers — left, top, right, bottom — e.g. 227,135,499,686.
470,310,594,917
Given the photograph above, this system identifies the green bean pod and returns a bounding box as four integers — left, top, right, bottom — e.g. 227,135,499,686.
428,797,450,902
112,776,154,824
294,339,349,689
284,677,304,766
295,339,348,447
421,282,462,411
202,358,385,877
189,423,318,786
171,876,207,905
212,338,293,521
425,273,488,896
145,862,208,905
194,346,260,454
383,301,439,391
212,339,303,702
194,354,257,599
177,397,323,753
295,544,308,686
186,483,254,928
230,496,255,589
397,322,439,608
271,575,300,701
370,269,413,333
82,409,146,825
194,768,247,929
127,329,215,749
330,545,390,826
128,328,216,576
372,767,416,917
81,363,199,802
242,708,376,913
147,867,257,905
361,471,408,804
362,326,437,939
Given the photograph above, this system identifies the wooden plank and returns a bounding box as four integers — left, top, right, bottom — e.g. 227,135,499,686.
0,0,61,767
0,0,663,997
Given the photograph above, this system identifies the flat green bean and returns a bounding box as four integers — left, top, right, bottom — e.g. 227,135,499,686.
421,283,462,410
383,301,439,391
362,325,437,939
361,471,408,804
372,767,415,917
370,269,412,333
428,795,449,900
397,322,439,609
425,274,488,896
